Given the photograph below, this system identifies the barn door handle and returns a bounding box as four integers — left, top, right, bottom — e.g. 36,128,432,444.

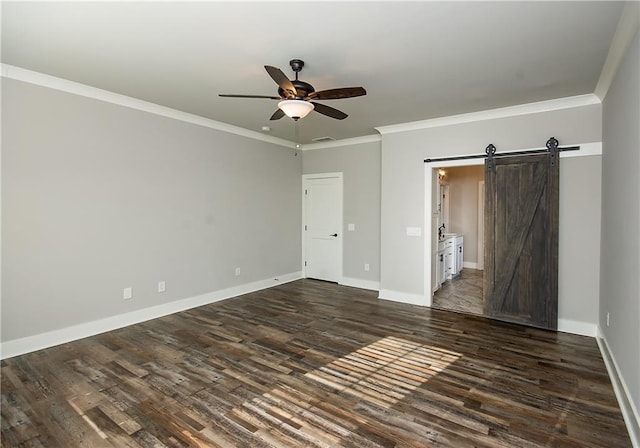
330,233,338,237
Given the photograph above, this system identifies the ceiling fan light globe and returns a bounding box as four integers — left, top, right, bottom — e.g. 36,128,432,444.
278,100,314,120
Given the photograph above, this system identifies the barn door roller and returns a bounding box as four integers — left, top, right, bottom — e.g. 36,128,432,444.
485,144,497,172
547,137,559,167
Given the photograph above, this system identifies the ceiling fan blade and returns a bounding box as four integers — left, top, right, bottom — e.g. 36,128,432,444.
219,94,281,100
311,102,348,120
269,109,285,120
265,66,297,99
307,87,366,100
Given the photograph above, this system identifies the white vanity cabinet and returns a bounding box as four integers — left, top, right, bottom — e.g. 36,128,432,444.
455,235,464,275
442,234,464,280
443,238,455,279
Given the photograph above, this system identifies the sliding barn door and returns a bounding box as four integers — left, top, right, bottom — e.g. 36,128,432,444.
484,153,559,330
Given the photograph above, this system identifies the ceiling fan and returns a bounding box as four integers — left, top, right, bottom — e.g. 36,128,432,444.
219,59,366,121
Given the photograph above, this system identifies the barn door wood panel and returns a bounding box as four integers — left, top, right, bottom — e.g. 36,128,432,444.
484,153,559,330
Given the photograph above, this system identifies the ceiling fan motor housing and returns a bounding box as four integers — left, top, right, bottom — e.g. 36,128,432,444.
278,80,315,99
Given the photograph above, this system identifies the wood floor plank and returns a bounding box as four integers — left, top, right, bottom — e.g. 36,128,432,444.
1,279,631,447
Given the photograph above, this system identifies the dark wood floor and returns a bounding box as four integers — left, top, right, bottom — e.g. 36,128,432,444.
433,269,484,315
1,279,630,447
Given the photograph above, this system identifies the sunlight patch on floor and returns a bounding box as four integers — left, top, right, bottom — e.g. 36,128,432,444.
305,336,461,407
224,336,463,445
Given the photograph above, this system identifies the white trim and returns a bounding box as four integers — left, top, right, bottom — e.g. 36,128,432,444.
597,327,640,447
0,271,303,360
557,319,597,337
477,180,485,271
424,168,436,308
462,262,480,270
375,94,601,135
595,1,640,101
301,173,344,283
0,65,3,343
302,134,381,151
340,277,380,292
378,289,426,306
1,64,296,149
560,141,602,158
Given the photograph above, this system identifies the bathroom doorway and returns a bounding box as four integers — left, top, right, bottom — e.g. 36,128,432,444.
430,164,485,315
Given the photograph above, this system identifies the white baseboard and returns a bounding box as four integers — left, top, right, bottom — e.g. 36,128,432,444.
597,326,640,447
462,262,482,270
557,318,598,337
340,277,380,291
0,271,303,360
378,289,426,306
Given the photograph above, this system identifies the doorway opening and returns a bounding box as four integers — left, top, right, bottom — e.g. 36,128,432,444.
428,164,485,315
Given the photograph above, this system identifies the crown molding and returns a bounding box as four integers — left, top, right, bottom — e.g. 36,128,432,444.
302,134,381,151
375,94,601,136
1,64,296,148
595,1,640,101
3,63,608,148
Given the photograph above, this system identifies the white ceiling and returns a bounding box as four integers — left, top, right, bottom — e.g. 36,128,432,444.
1,1,625,144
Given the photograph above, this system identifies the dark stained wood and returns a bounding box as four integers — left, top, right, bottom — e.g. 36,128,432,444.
1,279,630,447
484,153,559,330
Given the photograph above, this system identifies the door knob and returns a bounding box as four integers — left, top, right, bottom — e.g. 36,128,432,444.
330,233,338,237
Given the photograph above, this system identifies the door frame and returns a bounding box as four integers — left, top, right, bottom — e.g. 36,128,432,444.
477,180,485,270
302,172,344,282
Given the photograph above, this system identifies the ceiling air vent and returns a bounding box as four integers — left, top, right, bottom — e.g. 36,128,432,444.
311,136,336,142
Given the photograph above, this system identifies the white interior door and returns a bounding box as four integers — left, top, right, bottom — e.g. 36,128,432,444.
303,174,343,282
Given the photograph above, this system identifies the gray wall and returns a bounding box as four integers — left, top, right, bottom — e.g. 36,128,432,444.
601,30,639,425
2,78,302,342
380,104,603,327
302,141,381,285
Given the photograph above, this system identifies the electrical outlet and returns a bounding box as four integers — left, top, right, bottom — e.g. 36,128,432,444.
364,263,370,272
158,281,166,293
123,287,132,300
606,312,610,327
235,267,241,276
